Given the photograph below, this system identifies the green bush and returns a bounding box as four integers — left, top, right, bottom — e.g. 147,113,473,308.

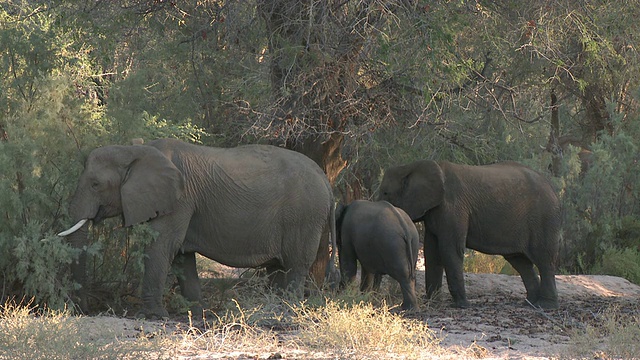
0,230,74,311
591,246,640,285
463,251,515,275
556,110,640,273
0,5,205,310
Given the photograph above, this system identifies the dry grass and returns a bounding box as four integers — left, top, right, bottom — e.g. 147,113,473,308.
172,302,284,358
292,299,444,359
172,297,450,359
0,300,164,360
3,270,639,359
566,305,640,359
0,292,450,359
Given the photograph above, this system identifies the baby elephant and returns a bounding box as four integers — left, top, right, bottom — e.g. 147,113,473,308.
336,200,420,310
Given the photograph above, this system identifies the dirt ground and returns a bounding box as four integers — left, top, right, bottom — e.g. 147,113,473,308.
79,263,640,360
410,272,640,359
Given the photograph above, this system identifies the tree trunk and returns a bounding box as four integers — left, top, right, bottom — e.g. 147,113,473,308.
257,0,378,183
288,132,346,185
583,83,613,140
548,89,561,176
258,0,378,284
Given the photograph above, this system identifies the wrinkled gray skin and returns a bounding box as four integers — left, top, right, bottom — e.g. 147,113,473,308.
60,138,337,319
336,200,420,310
378,160,560,309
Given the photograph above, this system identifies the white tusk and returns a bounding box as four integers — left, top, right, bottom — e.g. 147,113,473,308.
57,219,88,236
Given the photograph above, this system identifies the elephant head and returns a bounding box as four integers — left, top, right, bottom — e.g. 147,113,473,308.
58,144,184,310
378,160,445,221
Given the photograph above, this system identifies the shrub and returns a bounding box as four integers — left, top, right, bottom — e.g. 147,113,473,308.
292,300,442,359
4,226,75,310
0,300,164,359
464,250,515,275
591,246,640,285
0,76,203,312
556,112,640,273
569,306,640,358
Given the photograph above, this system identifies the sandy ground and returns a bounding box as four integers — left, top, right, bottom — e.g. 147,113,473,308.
411,272,640,359
76,265,640,360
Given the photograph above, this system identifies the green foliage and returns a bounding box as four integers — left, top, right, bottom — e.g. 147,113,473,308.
463,251,515,275
557,110,640,273
0,73,98,306
0,2,205,311
2,0,640,313
614,216,640,249
592,247,640,285
3,225,75,309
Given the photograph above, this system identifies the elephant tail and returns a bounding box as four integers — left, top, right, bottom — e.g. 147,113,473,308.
404,226,417,280
389,204,418,279
325,199,340,287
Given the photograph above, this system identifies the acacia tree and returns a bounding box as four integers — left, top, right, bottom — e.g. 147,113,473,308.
473,1,640,165
470,1,640,268
254,0,385,183
251,1,483,197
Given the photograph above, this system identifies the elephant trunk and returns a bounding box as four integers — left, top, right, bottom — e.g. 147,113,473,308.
66,221,90,312
59,186,99,313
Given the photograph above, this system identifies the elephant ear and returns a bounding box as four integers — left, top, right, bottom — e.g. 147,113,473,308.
400,160,445,220
121,146,184,227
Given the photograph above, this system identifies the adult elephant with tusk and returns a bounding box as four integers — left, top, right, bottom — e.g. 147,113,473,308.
59,138,337,319
378,160,561,309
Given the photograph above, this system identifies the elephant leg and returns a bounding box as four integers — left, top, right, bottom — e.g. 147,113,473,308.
339,243,358,289
266,265,287,288
442,259,468,308
533,259,559,309
139,213,190,319
504,254,540,305
139,245,173,319
285,267,308,299
278,224,324,298
438,229,469,308
360,269,375,292
267,265,307,299
372,273,383,292
173,251,204,318
424,232,444,300
396,277,419,310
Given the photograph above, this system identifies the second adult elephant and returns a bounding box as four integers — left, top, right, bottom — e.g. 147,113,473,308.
58,138,337,318
379,160,560,309
336,200,420,310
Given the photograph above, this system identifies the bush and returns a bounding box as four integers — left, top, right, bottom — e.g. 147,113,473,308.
0,62,203,312
4,226,76,309
556,110,640,273
569,306,640,358
591,247,640,285
463,250,515,275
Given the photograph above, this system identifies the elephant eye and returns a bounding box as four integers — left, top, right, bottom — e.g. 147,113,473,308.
91,180,100,189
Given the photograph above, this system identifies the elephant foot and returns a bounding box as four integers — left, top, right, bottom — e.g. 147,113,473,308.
451,298,470,309
526,297,559,310
188,304,205,321
400,302,420,312
135,307,170,320
71,295,89,315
